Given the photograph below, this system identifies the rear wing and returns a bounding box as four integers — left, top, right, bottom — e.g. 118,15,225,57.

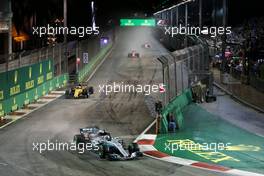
66,82,88,89
80,126,99,134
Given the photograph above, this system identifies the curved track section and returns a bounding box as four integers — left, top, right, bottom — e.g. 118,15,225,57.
0,28,229,176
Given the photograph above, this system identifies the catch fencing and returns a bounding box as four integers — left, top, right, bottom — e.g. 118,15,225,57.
158,36,211,105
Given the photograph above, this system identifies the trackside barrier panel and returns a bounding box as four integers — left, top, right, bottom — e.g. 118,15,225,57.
0,58,68,116
160,88,192,133
0,59,54,101
78,43,113,82
0,74,68,115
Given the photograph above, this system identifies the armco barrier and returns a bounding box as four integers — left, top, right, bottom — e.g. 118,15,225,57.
160,88,193,133
78,43,113,82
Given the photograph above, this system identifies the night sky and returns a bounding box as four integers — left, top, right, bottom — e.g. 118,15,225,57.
228,0,263,26
11,0,263,33
11,0,160,28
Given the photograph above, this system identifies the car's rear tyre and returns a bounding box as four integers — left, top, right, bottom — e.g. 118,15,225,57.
81,89,88,98
132,143,143,157
65,90,71,99
85,92,89,98
98,144,106,159
73,134,84,147
132,143,140,152
88,87,94,95
107,154,117,161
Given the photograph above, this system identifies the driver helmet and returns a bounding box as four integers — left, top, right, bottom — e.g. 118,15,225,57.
98,130,104,134
105,135,111,141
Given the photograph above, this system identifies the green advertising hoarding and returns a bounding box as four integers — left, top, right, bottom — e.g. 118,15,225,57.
0,72,6,101
0,59,67,116
0,73,68,116
0,59,53,100
120,19,156,27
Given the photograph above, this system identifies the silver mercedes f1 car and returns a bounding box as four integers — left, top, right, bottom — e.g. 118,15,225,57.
73,127,143,160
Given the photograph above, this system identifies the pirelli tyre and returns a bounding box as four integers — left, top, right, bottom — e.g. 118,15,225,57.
128,143,140,155
88,86,94,95
82,88,89,98
73,134,84,148
132,143,140,152
132,143,143,157
98,144,106,159
65,89,71,99
107,154,119,161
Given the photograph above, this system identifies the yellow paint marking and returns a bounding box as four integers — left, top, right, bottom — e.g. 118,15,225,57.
167,139,240,163
10,85,20,96
195,151,240,162
225,144,260,151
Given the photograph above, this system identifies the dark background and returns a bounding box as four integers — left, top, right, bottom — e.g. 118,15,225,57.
11,0,263,29
9,0,263,50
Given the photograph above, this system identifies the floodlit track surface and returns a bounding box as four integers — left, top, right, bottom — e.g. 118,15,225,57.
0,28,229,176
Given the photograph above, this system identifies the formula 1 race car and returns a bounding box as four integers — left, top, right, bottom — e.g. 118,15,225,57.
128,50,140,58
142,43,151,48
65,83,94,98
73,127,143,160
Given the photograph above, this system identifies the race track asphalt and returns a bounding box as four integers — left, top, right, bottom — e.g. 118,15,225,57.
0,27,229,176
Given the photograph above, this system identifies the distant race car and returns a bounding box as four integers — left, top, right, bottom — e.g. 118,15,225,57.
128,50,140,58
73,127,143,161
142,43,151,48
65,83,94,98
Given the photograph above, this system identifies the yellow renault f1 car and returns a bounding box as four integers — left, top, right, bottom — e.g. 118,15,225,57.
65,83,94,98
